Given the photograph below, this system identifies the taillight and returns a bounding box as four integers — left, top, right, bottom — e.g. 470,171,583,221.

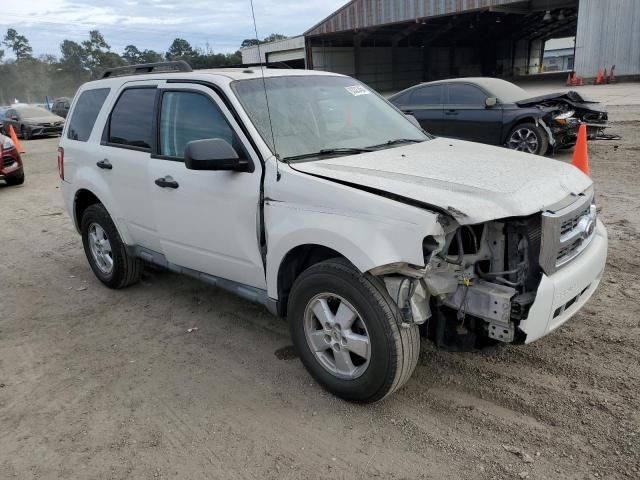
57,147,64,181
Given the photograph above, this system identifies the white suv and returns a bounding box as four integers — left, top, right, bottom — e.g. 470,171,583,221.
60,62,608,402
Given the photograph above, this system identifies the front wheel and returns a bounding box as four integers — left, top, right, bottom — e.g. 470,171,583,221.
21,126,32,140
288,258,420,403
506,122,549,155
5,173,24,186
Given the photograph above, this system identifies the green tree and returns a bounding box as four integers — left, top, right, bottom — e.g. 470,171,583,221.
122,44,143,64
3,28,33,60
263,33,288,43
141,49,164,63
60,40,86,71
166,38,194,60
241,38,261,48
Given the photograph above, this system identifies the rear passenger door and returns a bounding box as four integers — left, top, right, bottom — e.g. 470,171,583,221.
441,83,503,144
147,83,266,290
98,82,162,251
393,85,445,135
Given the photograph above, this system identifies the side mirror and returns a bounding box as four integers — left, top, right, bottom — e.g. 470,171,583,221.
12,115,19,121
184,138,251,172
485,97,498,108
405,114,421,128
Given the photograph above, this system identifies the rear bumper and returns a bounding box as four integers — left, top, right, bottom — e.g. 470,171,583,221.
519,219,608,343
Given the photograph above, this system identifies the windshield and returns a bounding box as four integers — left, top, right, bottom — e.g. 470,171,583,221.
232,75,429,161
17,107,56,118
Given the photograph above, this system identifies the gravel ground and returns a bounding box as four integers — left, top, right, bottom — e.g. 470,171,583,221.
1,113,639,480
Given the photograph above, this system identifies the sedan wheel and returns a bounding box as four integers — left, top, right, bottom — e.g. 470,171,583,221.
506,122,548,155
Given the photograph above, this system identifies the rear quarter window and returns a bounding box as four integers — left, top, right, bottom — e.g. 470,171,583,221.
67,88,110,142
107,88,157,150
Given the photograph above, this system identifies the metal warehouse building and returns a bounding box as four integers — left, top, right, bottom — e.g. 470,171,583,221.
242,0,640,91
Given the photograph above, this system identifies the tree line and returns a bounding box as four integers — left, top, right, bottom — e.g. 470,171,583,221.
0,28,287,105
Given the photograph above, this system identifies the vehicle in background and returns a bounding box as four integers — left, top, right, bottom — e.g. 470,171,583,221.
2,106,65,139
0,134,24,185
59,63,607,403
0,107,8,133
52,97,72,118
389,78,608,155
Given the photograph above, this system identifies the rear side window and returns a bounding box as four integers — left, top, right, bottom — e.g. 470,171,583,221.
410,85,442,105
159,91,237,158
67,88,110,142
108,88,156,150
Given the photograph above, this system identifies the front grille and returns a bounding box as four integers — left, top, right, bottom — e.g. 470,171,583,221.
2,156,15,167
539,192,597,275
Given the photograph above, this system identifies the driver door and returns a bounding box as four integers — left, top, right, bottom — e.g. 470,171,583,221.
147,83,266,289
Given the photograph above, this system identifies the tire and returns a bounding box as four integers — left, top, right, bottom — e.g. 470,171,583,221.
506,122,549,155
81,203,142,289
288,258,420,403
21,126,32,140
5,173,24,186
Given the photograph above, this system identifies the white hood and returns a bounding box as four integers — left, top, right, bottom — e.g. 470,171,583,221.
290,138,592,225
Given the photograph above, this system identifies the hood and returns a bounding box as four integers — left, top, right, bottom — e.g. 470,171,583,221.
290,138,592,225
26,116,65,124
516,90,606,111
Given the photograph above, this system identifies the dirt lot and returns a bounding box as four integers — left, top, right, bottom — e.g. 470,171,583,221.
1,114,639,479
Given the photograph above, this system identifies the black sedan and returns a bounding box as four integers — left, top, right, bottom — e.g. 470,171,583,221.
389,78,608,155
2,106,65,140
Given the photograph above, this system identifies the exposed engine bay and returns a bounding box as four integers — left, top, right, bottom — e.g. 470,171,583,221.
380,216,544,350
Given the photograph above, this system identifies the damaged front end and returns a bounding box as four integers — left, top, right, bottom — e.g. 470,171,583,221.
522,91,609,148
373,215,546,350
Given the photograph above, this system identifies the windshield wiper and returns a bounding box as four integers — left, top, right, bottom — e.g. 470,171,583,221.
367,138,425,149
284,147,373,162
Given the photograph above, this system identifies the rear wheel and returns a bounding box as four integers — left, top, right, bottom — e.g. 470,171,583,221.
81,204,142,289
288,258,420,403
506,122,548,155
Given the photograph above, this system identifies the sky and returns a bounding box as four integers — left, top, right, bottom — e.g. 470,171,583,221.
0,0,347,59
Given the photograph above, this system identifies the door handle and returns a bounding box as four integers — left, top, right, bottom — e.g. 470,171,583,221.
155,176,179,189
445,110,459,115
96,159,112,170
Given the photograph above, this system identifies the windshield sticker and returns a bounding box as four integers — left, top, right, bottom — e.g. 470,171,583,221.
345,85,370,96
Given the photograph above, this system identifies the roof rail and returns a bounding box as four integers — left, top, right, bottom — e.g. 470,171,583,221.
101,60,192,79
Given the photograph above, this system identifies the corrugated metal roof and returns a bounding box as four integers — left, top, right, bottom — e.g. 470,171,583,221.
305,0,526,36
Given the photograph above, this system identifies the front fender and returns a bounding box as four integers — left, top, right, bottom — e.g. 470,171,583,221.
265,162,444,299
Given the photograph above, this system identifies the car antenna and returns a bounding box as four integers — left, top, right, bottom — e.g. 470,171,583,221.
250,0,281,181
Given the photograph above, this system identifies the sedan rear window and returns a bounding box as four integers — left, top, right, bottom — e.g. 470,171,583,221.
67,88,110,142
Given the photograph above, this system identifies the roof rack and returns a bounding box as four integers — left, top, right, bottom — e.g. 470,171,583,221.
200,62,294,70
101,60,192,79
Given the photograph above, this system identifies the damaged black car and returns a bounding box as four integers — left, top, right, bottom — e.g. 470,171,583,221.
389,77,608,155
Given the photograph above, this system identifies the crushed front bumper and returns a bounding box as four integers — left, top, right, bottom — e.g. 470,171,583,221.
518,219,607,343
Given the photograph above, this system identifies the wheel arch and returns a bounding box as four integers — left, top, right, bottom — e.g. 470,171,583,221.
502,113,545,144
275,244,347,317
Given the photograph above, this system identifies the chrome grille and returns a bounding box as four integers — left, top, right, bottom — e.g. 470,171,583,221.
539,192,597,275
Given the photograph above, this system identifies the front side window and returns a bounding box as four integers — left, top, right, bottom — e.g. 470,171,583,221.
67,88,110,142
108,88,156,150
232,75,428,162
159,91,237,158
447,84,486,106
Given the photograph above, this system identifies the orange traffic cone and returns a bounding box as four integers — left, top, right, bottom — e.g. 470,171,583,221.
566,72,572,86
572,124,590,176
595,68,604,85
8,125,24,153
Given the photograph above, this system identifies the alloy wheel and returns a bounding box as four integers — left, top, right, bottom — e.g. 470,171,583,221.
303,293,371,380
88,222,114,275
508,127,539,153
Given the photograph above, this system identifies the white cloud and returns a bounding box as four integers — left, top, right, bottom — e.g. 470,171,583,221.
0,0,346,58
